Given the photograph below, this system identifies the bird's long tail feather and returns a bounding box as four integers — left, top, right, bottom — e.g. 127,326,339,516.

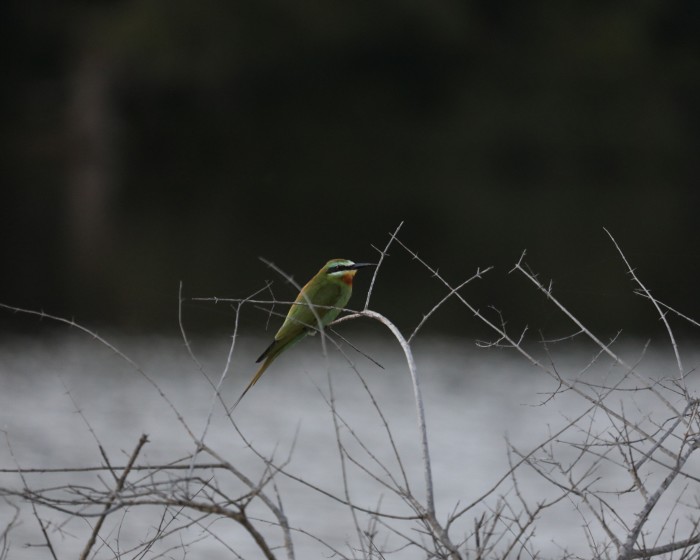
231,331,307,411
231,355,274,411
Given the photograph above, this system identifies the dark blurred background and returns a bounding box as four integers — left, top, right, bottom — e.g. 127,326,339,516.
2,1,699,339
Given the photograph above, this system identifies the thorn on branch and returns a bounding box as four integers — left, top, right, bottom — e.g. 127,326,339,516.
512,249,528,272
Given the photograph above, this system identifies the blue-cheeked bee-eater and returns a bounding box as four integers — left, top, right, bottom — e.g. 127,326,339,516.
232,258,376,409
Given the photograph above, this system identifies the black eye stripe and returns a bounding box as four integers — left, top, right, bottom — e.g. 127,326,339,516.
328,264,353,274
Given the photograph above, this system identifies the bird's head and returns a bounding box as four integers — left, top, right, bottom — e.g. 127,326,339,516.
322,259,376,285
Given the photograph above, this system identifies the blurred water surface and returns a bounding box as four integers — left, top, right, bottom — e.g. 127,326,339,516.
1,333,698,558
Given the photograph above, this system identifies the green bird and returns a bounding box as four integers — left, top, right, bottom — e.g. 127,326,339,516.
233,258,376,409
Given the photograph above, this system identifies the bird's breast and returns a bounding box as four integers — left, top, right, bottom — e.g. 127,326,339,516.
341,271,356,285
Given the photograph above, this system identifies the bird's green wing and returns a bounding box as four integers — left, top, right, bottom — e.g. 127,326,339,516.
274,280,346,340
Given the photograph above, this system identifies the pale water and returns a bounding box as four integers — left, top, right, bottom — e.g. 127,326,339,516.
1,333,699,559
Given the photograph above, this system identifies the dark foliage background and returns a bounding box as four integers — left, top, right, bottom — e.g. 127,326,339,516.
2,1,699,338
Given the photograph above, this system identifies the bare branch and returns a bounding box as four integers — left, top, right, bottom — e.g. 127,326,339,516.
79,434,148,560
604,227,686,388
618,436,700,560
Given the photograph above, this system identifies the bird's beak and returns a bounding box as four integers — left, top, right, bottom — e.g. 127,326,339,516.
350,262,377,270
